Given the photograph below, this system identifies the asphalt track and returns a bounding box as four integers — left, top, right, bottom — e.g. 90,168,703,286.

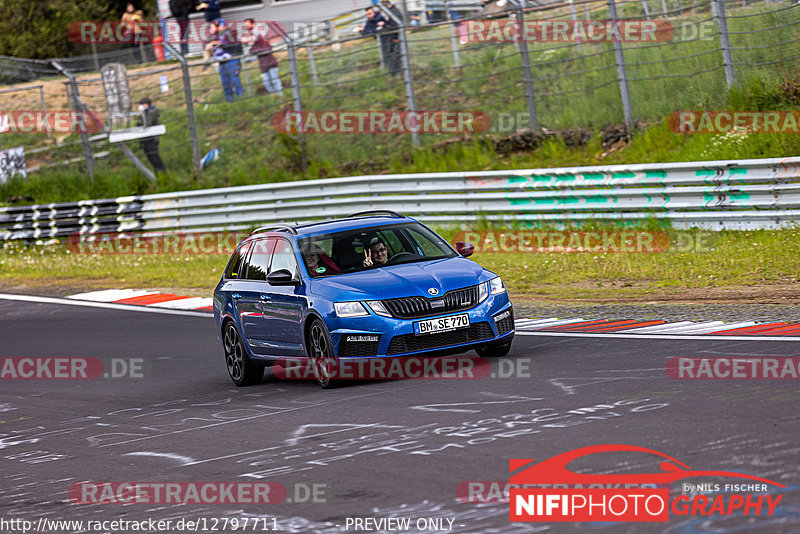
1,297,799,533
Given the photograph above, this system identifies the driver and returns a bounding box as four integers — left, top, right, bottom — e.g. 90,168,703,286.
362,237,389,267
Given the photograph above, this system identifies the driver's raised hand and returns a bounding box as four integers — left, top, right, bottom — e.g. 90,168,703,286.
363,248,373,267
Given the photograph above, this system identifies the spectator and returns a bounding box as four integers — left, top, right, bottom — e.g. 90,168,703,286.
215,19,244,102
169,0,195,56
196,0,221,23
121,3,144,63
356,6,387,37
243,18,283,96
407,0,425,26
201,19,219,67
135,98,167,173
379,0,403,76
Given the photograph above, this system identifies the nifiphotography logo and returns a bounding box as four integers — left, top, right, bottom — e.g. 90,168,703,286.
509,445,785,522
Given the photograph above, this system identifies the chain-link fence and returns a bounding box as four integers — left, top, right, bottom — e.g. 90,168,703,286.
1,0,798,187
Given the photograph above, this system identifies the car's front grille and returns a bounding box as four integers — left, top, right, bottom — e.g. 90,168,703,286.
382,285,480,319
495,309,515,335
339,336,380,358
387,322,493,355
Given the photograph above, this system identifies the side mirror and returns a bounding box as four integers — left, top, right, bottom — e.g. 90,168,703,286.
267,268,300,286
455,241,474,258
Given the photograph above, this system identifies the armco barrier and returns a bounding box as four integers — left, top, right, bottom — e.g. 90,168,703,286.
2,156,800,240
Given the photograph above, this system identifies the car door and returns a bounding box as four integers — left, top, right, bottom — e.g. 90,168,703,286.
262,237,306,357
236,237,275,356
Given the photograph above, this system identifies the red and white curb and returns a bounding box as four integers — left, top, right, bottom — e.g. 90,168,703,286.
67,289,213,312
58,290,800,340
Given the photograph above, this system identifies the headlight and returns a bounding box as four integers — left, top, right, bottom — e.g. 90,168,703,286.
478,281,489,302
334,302,369,317
489,276,506,295
366,300,392,317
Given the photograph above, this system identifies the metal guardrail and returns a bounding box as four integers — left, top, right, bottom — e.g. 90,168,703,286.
3,156,800,240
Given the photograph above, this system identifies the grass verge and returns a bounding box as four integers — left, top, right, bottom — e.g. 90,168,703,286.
3,227,799,303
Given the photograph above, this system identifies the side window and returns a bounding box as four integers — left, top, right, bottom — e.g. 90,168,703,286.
270,238,299,277
408,229,443,256
245,238,274,281
225,242,250,279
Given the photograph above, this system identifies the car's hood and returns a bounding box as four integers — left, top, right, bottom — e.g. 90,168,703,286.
309,257,492,301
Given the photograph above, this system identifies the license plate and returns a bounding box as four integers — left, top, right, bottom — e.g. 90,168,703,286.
414,314,470,335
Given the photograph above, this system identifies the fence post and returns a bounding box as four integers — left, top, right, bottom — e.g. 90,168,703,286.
287,38,308,171
508,0,539,130
606,0,634,131
444,0,461,68
306,45,318,84
711,0,736,89
163,41,202,175
379,4,419,147
38,85,51,138
52,61,95,182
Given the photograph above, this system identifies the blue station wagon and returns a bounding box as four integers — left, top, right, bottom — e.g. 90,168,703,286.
213,211,514,387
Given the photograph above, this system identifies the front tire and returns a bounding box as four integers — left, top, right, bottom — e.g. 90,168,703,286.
307,318,339,389
476,340,512,358
223,321,263,386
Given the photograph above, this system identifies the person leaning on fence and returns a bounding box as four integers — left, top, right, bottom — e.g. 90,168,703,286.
135,98,167,173
169,0,196,56
357,6,387,37
243,18,283,96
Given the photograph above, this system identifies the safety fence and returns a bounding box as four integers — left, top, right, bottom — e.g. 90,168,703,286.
0,0,797,187
2,155,799,240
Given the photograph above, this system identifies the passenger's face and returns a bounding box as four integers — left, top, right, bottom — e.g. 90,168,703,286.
305,253,319,270
370,243,388,264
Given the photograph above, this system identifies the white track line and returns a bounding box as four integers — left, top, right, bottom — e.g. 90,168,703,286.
517,331,800,342
0,293,213,318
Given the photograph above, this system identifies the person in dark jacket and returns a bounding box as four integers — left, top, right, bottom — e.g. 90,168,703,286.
197,0,221,23
243,19,283,96
135,98,166,173
169,0,195,56
214,19,244,102
357,6,387,37
379,0,403,76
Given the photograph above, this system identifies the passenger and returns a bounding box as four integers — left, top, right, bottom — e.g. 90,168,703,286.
303,243,340,274
362,237,389,267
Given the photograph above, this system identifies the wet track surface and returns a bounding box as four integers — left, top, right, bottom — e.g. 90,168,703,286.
1,298,799,533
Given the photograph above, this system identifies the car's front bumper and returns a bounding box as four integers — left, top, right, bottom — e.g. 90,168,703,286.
326,292,514,358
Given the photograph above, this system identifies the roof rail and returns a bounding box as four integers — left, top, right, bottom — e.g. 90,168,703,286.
251,224,298,235
346,210,405,219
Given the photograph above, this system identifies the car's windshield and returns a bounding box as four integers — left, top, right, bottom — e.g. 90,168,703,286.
298,222,456,278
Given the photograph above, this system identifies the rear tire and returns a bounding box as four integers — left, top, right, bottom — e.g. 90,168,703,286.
223,321,263,386
307,318,340,389
476,340,512,358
